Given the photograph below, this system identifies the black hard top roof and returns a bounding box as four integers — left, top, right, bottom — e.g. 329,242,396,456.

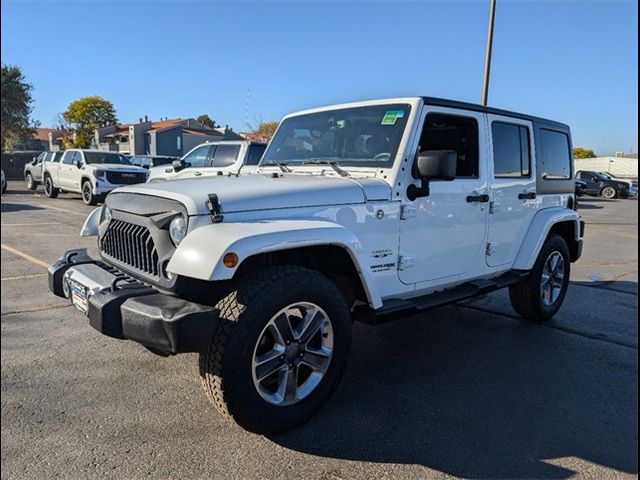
422,97,570,130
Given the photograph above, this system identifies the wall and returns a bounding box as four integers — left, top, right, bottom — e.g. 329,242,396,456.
182,133,221,153
151,126,183,156
575,157,638,179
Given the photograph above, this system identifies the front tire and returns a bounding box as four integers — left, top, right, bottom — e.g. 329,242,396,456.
509,234,571,322
82,180,98,205
601,186,617,199
25,173,37,190
199,265,352,435
44,176,59,198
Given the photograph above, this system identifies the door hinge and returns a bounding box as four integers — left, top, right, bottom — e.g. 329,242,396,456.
489,201,496,214
486,243,496,256
398,256,415,270
400,204,416,220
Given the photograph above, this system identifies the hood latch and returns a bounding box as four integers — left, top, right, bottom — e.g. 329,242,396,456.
206,193,224,223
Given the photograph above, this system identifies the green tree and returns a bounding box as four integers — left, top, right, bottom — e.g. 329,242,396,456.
1,64,36,151
256,120,279,140
62,96,117,148
197,114,218,129
573,147,596,159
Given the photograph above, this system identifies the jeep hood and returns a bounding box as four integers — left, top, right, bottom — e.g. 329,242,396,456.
112,174,391,215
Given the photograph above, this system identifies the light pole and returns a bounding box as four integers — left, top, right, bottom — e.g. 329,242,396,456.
481,0,497,106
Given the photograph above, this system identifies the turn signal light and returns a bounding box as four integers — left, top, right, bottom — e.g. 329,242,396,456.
223,252,239,268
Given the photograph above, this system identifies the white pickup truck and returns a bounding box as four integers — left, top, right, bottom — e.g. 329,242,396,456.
50,96,583,435
43,149,148,205
147,140,267,182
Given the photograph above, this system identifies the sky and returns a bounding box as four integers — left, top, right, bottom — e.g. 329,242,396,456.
1,0,638,156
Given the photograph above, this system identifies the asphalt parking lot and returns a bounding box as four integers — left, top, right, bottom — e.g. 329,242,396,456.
1,180,637,480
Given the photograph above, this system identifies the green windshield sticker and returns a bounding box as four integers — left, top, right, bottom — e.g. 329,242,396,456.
381,110,405,125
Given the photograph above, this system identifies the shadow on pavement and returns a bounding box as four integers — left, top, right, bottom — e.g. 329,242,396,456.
272,306,638,479
0,203,45,213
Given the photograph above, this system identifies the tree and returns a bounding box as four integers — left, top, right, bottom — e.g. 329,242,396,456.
197,114,218,129
256,121,279,141
1,64,36,151
573,147,596,159
62,96,117,148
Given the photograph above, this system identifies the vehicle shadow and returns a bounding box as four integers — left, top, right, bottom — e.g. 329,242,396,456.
576,202,604,210
271,305,638,479
0,202,45,213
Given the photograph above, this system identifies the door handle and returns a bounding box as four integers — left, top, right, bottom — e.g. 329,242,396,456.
194,172,202,176
518,192,536,200
466,194,489,203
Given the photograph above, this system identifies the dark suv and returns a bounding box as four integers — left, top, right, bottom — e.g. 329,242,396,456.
575,170,631,199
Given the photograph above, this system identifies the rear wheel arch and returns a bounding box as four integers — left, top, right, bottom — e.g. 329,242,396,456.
548,220,580,263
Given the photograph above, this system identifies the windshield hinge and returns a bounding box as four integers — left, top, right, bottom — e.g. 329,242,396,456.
206,193,224,223
400,204,416,220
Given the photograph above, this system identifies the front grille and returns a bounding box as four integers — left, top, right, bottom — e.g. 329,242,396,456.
100,220,159,277
106,171,146,185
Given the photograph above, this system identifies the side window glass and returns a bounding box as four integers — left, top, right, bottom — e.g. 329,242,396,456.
212,145,241,167
539,129,572,179
62,151,75,164
246,144,267,165
491,122,531,177
182,146,210,168
419,113,479,178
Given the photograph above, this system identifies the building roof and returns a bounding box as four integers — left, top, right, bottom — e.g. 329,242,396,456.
34,128,66,141
239,131,270,143
182,128,223,137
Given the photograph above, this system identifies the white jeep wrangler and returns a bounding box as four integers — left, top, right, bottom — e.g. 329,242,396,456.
49,97,584,434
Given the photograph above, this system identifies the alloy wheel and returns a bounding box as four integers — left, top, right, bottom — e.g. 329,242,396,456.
540,251,565,306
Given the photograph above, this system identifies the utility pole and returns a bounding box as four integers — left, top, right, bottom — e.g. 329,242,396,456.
481,0,497,106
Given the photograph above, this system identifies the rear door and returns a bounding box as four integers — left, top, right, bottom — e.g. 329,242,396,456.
576,171,599,195
486,115,536,267
202,144,242,176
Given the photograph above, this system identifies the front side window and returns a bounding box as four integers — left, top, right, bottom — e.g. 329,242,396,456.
492,122,531,177
84,152,131,165
261,104,411,168
419,113,479,178
62,151,77,165
539,129,572,179
210,144,241,167
246,144,267,165
182,145,210,168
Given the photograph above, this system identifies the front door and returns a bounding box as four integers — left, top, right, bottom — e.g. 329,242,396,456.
398,107,489,285
173,145,210,179
486,115,537,267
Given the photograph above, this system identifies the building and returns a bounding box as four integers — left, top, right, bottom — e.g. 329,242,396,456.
575,156,638,179
10,128,66,151
94,118,243,157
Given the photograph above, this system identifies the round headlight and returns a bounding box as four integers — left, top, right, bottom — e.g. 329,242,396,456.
103,206,112,223
169,216,187,245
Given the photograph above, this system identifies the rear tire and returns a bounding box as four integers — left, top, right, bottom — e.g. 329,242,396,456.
509,234,571,322
82,180,98,205
199,265,352,435
44,176,59,198
25,173,37,190
601,186,617,199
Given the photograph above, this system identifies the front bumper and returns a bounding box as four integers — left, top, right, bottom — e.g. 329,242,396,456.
48,249,218,356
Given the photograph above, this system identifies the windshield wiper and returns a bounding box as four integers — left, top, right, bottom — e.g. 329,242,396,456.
262,160,292,173
303,159,350,177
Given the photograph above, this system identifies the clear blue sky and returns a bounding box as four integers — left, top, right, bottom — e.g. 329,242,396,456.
2,0,638,156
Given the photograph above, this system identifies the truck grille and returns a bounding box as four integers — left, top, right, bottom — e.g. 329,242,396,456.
100,220,159,277
106,171,146,185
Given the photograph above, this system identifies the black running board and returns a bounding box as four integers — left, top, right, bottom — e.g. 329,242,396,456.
356,271,529,325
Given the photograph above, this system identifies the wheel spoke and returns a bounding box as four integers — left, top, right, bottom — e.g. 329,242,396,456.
300,348,331,372
255,355,284,382
277,365,298,403
273,313,295,343
299,311,326,345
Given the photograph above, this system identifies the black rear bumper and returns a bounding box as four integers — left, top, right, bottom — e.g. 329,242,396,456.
48,249,218,356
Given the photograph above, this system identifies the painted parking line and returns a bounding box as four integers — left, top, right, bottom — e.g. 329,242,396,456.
1,222,61,227
1,273,48,281
0,243,50,269
38,203,89,217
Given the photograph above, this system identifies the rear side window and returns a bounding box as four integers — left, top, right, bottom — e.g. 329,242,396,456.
492,122,531,177
419,113,479,178
246,144,266,165
211,145,241,167
539,129,572,179
52,151,63,162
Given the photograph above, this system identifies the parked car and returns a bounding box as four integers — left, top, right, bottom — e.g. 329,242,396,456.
575,170,631,199
24,151,64,190
43,149,148,205
130,155,179,169
49,96,583,435
147,141,266,182
1,169,6,195
598,171,638,197
575,179,587,197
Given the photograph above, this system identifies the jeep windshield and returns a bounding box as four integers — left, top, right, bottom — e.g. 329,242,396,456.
84,152,132,165
260,104,411,169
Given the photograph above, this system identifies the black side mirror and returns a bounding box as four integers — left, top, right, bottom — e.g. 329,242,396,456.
76,160,83,169
407,149,457,200
172,159,186,172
